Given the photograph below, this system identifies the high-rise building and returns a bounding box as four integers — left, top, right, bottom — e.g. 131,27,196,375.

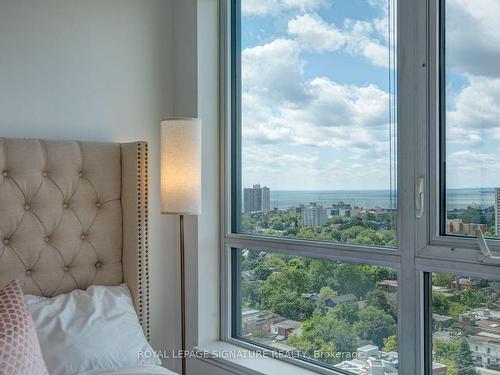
301,202,326,226
261,186,270,213
243,184,271,213
495,188,500,235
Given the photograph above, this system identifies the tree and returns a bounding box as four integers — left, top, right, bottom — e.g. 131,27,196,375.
287,312,357,365
253,254,286,280
354,306,396,347
319,286,337,300
358,310,393,348
433,273,455,288
449,302,464,320
432,292,451,315
460,288,487,309
241,279,261,307
329,302,359,325
260,258,315,320
440,359,458,375
454,339,478,375
434,340,459,362
332,264,374,298
367,289,391,312
383,335,397,352
307,260,338,292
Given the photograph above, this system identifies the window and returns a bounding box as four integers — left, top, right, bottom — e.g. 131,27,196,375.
441,0,500,240
221,0,500,374
233,249,398,373
431,273,500,374
234,0,397,248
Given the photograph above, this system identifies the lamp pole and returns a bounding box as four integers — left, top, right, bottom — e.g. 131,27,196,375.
160,117,201,375
179,214,186,375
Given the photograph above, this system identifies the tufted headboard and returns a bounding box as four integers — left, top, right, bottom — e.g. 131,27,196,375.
0,138,150,339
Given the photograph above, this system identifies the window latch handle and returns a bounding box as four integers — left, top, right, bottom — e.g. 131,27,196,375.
415,177,424,219
476,225,500,265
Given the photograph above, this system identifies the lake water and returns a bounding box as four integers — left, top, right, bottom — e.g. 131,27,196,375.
270,188,496,210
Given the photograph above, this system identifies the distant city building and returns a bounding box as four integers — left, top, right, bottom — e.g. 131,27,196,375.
301,202,326,226
261,186,270,213
447,218,487,236
496,188,500,235
288,205,304,215
243,184,271,213
325,202,354,217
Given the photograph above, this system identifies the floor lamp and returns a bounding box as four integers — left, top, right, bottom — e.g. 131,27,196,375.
160,118,202,375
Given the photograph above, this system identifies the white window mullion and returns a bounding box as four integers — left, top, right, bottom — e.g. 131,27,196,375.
398,0,427,371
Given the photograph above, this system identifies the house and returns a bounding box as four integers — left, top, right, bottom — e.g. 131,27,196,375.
378,280,398,293
357,345,380,359
433,314,453,329
452,277,472,290
270,320,302,339
468,332,500,369
302,292,357,308
242,308,285,335
329,294,358,306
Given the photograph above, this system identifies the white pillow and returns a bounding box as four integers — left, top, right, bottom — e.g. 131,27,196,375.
25,284,160,375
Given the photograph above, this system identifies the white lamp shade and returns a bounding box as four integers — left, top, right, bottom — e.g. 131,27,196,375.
161,118,201,215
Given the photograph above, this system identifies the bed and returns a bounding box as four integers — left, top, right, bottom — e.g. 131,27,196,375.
0,138,175,375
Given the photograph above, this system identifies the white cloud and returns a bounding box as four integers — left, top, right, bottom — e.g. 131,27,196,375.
446,127,482,147
240,7,396,189
242,75,391,156
447,0,500,77
447,150,500,188
282,0,328,10
242,38,308,103
287,13,346,52
241,33,392,177
287,13,390,67
242,0,327,16
241,0,280,16
447,76,500,136
242,144,392,190
244,145,318,166
444,0,500,146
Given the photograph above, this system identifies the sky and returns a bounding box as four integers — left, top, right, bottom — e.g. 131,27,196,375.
240,0,500,191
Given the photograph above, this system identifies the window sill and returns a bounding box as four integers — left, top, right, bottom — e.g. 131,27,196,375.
195,341,341,375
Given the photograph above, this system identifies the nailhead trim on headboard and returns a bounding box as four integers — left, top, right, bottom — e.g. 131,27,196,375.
136,142,150,341
144,143,150,340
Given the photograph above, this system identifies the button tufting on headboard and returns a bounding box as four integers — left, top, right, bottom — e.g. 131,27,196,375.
0,138,124,297
0,138,150,341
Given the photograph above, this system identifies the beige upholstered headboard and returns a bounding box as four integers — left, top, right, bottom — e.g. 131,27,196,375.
0,138,150,339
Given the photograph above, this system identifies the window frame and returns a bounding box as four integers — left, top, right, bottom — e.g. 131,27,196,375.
420,0,500,263
218,0,500,374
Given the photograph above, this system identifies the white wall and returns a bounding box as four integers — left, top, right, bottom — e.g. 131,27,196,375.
0,0,182,370
0,1,230,374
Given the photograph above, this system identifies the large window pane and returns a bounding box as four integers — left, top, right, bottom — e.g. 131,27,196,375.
236,0,398,247
431,273,500,374
234,249,399,374
442,0,500,239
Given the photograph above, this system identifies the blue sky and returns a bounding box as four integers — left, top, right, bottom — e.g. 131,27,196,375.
240,0,500,191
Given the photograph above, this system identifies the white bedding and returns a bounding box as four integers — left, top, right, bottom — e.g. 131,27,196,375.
78,365,176,375
25,284,162,375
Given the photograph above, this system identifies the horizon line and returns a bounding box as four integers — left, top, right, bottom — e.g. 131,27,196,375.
244,187,499,192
